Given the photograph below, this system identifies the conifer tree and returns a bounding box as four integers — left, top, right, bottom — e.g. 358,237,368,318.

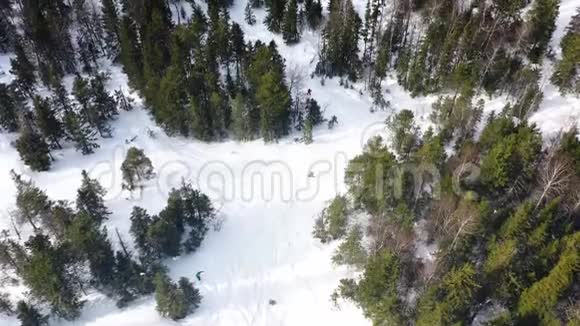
76,170,111,225
265,0,286,33
245,2,256,25
88,74,118,137
33,96,64,149
129,206,155,262
257,70,291,142
526,0,560,63
282,0,300,44
386,109,420,160
65,212,116,289
14,125,52,171
21,234,84,320
10,42,36,96
119,16,144,90
0,83,20,132
551,9,580,94
63,111,99,155
142,6,172,103
16,301,48,326
230,23,247,77
317,0,361,80
113,249,154,307
121,147,155,191
49,78,73,114
101,0,121,60
11,172,52,231
154,273,201,320
304,0,323,30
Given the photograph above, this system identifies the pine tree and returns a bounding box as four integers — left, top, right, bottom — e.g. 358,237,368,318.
129,206,155,262
88,74,118,137
245,2,256,25
265,0,286,33
10,42,36,96
178,277,202,312
63,111,99,155
304,0,323,30
121,147,155,191
113,249,154,307
257,70,291,142
526,0,560,63
142,6,172,103
21,234,84,320
65,212,116,289
386,109,420,160
49,78,73,114
76,170,111,225
154,273,201,320
14,125,52,172
11,172,52,231
317,0,362,80
119,16,144,90
16,301,48,326
282,0,300,44
551,9,580,94
101,0,121,60
33,96,64,149
0,83,20,132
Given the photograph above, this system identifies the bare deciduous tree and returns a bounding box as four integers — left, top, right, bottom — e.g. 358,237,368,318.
535,155,573,209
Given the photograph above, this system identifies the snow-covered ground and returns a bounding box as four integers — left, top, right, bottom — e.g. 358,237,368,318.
0,0,579,325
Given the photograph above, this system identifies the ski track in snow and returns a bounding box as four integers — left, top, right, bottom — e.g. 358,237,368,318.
0,0,579,325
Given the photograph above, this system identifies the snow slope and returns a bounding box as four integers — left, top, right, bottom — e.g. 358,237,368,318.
0,0,579,325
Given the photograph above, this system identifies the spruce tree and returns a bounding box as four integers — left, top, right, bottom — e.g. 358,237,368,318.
317,0,361,80
14,125,52,172
129,206,155,262
142,6,172,103
21,234,84,320
265,0,286,33
76,170,111,225
245,2,256,25
119,16,144,90
154,273,201,320
33,96,64,149
101,0,121,60
0,83,20,132
63,111,99,155
257,70,291,142
11,172,52,231
386,109,420,160
121,147,155,191
551,9,580,94
10,42,36,96
304,0,323,30
88,74,118,137
16,301,48,326
282,0,300,44
65,212,117,289
526,0,560,63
